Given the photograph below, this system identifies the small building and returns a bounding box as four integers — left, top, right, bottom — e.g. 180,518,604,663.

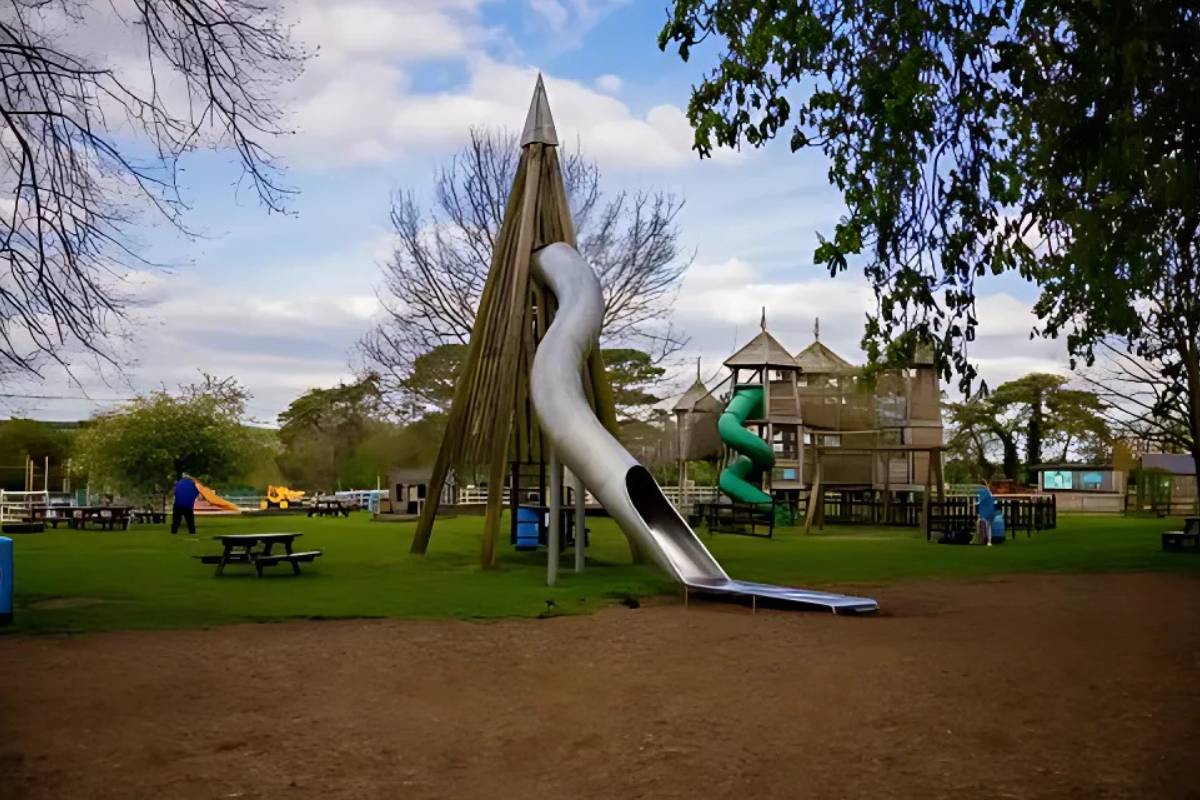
673,369,725,462
1030,463,1123,493
385,468,458,516
1028,462,1126,513
1137,453,1198,514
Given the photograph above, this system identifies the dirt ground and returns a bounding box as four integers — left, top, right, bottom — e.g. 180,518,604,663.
2,573,1199,800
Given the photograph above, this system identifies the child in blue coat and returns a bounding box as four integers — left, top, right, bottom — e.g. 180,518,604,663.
976,485,995,546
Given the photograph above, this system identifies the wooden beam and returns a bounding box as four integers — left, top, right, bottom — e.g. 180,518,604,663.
804,451,823,535
479,145,546,568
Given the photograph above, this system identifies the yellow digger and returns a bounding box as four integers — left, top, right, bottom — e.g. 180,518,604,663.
260,485,306,510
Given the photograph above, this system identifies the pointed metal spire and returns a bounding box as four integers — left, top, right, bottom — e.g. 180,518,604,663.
760,306,767,331
814,317,820,341
520,74,559,147
696,356,701,381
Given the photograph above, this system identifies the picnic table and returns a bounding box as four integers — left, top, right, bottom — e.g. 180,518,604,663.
130,509,167,525
307,499,351,518
26,505,72,529
68,506,132,531
197,532,323,577
1162,517,1200,552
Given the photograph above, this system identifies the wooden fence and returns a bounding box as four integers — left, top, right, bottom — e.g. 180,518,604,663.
792,489,1057,538
925,494,1057,541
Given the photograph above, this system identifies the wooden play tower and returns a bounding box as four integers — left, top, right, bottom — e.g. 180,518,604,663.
408,77,620,569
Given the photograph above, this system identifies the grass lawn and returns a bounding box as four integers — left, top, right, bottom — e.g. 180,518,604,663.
3,510,1197,634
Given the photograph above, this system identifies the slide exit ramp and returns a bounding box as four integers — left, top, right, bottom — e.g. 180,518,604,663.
529,243,877,614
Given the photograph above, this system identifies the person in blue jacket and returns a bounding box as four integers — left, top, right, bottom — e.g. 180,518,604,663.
976,484,996,546
171,473,200,535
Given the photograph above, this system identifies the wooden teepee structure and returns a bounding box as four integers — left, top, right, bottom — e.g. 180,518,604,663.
409,75,619,567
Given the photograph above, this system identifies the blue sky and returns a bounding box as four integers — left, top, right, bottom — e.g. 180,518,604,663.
3,0,1067,423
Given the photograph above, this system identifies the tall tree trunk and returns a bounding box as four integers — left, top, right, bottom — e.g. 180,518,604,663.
1027,391,1043,468
999,433,1020,480
1184,344,1200,514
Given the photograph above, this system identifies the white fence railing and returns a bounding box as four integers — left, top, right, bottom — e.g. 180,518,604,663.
660,486,721,507
453,484,721,509
0,490,50,522
457,487,510,505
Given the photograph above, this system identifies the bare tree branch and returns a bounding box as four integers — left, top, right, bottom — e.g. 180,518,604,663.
0,0,305,378
358,126,691,412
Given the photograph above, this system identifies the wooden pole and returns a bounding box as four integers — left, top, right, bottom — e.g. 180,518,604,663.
574,470,586,573
409,148,534,556
882,453,892,525
479,146,546,568
922,455,934,541
804,452,822,535
934,449,946,502
547,448,561,586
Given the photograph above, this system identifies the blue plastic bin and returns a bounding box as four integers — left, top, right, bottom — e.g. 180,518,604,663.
0,536,12,624
991,513,1006,543
514,506,541,551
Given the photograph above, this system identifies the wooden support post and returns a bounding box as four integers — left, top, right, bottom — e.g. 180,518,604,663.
574,471,586,573
547,448,561,586
804,451,823,535
480,450,508,569
882,453,892,525
922,455,934,541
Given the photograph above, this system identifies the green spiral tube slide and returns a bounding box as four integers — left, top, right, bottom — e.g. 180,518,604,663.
718,386,775,506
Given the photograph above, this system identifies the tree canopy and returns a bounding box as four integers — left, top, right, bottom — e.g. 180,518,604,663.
944,372,1108,482
0,419,75,491
398,344,465,418
659,1,1198,389
73,376,271,500
276,375,392,491
603,348,667,420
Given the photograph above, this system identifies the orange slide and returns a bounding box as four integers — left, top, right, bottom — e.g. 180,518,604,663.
192,478,242,515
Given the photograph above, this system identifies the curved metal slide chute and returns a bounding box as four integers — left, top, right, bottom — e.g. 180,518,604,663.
530,243,877,613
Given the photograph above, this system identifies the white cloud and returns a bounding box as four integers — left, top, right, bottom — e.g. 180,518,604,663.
528,0,570,32
525,0,631,43
594,73,623,94
294,0,482,61
0,270,381,424
275,0,725,171
282,55,718,170
288,61,707,169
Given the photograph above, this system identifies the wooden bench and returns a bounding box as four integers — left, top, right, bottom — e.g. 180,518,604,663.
253,550,323,576
193,549,323,576
1,521,45,534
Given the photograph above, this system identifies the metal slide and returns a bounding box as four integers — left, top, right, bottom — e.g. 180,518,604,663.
530,243,877,614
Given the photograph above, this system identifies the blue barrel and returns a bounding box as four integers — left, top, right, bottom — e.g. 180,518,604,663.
991,513,1006,543
0,537,12,624
515,507,541,551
